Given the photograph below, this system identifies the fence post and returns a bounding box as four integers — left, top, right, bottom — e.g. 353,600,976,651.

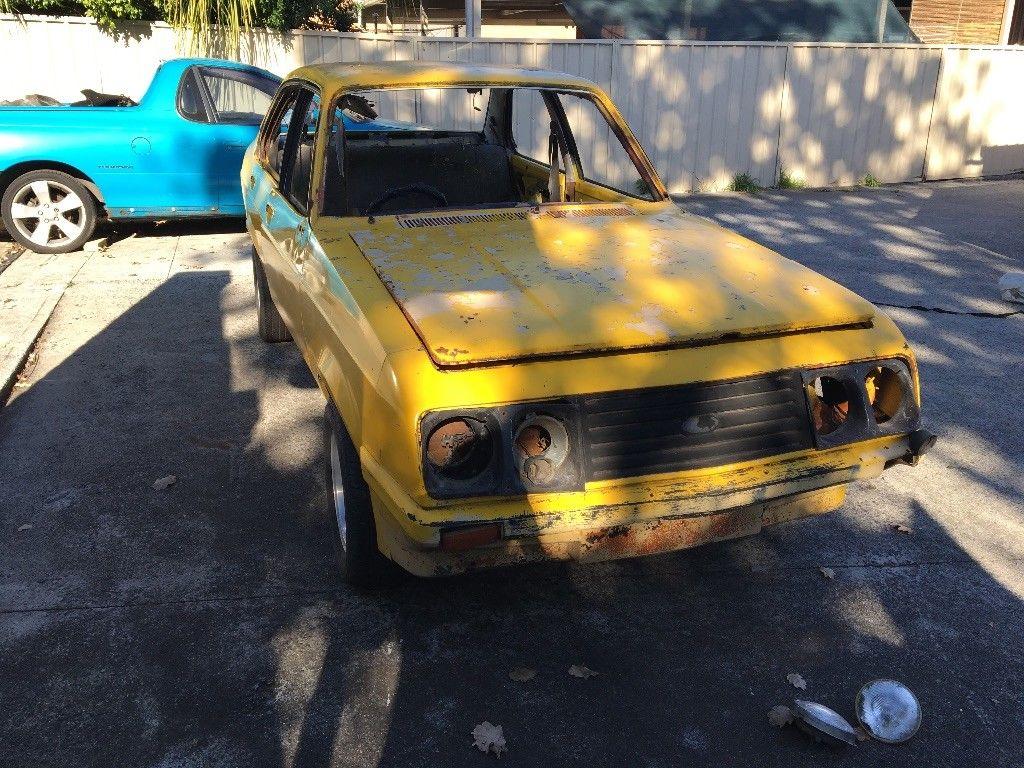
772,44,792,189
919,46,946,182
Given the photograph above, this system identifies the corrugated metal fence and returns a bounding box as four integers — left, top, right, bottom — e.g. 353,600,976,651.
2,15,1023,192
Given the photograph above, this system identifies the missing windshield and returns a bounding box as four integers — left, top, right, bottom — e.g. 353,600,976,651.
322,85,662,218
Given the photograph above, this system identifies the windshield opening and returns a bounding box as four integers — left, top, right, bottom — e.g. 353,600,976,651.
322,85,661,218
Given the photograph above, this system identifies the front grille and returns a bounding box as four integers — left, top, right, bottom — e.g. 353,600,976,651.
581,372,814,482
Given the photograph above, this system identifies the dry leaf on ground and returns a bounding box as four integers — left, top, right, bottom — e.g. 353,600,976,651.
471,721,507,757
17,523,33,531
894,524,912,534
768,705,794,728
152,475,177,491
855,726,871,742
786,673,807,690
508,667,537,682
819,566,835,580
568,664,599,679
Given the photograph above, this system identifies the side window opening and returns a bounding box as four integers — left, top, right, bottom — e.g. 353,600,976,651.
556,93,656,201
286,90,320,213
201,69,277,125
261,89,300,178
177,69,209,122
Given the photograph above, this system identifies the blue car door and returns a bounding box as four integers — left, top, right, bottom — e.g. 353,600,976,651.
192,66,280,214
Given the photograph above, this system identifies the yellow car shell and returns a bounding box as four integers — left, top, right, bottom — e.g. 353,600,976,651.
243,62,934,578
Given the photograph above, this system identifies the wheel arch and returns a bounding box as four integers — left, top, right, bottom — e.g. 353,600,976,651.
0,161,106,207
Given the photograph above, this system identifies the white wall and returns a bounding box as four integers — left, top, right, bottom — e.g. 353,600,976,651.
2,15,1023,192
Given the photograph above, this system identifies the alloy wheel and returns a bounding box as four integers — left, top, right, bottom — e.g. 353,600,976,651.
329,431,348,551
8,179,87,249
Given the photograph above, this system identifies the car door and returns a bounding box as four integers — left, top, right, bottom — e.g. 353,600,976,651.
250,84,316,345
191,66,280,213
111,70,222,214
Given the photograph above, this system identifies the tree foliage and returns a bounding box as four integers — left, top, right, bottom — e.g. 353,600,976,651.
4,0,355,32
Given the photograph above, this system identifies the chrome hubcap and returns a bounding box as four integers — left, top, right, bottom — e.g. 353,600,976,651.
9,179,86,248
329,432,347,551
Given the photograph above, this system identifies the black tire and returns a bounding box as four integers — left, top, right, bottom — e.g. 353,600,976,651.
251,247,292,343
323,402,404,587
1,169,97,254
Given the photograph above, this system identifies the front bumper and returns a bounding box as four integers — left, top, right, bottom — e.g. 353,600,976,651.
361,431,933,577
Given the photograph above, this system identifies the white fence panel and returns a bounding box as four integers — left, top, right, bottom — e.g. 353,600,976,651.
2,16,1023,192
778,45,942,187
925,46,1024,179
611,43,787,191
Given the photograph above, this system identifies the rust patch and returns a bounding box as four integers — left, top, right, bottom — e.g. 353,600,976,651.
579,507,762,561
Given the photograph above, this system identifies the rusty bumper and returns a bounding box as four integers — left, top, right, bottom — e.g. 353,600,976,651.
374,484,846,576
361,432,922,577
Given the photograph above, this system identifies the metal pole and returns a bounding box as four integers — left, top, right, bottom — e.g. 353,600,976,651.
465,0,482,37
876,0,888,43
999,0,1017,44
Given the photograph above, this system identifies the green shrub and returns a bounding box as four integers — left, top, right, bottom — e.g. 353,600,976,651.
729,173,762,194
862,173,882,187
777,166,805,190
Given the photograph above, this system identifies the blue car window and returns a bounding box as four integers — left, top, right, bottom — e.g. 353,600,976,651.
202,69,277,125
177,70,207,122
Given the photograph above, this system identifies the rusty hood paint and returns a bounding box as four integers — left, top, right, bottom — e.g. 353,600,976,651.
349,206,876,367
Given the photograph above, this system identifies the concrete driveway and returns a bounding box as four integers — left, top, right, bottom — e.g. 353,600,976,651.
1,179,1022,768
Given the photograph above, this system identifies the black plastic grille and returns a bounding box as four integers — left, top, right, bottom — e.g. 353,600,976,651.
582,371,814,481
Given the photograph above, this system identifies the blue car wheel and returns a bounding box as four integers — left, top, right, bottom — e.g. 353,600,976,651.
2,169,97,254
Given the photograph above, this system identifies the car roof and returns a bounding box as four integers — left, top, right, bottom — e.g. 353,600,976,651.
286,60,603,96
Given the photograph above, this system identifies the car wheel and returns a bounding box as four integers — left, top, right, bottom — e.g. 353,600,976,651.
324,401,403,587
251,247,292,343
1,170,97,254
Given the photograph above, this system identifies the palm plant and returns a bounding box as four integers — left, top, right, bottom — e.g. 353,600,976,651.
163,0,256,59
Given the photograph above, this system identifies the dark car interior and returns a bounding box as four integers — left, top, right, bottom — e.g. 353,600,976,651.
320,87,656,218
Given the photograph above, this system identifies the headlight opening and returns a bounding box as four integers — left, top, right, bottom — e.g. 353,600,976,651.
806,375,853,436
514,414,571,487
421,401,583,499
865,365,907,425
425,417,493,479
803,359,919,448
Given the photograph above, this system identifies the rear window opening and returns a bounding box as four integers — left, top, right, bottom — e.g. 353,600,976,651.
321,85,661,218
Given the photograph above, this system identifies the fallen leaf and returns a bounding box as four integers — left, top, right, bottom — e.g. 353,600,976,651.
854,726,870,742
152,475,177,491
568,664,599,679
819,566,835,580
17,523,33,532
471,721,506,757
508,666,537,682
894,524,912,534
786,673,807,690
768,704,794,728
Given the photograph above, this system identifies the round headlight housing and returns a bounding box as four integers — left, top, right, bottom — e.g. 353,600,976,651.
865,365,906,424
425,417,493,480
805,375,852,435
513,414,570,487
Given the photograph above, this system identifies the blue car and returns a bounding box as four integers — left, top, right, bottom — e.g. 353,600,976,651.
0,58,281,253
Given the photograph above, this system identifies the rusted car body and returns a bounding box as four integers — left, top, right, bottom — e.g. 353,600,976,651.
243,61,934,582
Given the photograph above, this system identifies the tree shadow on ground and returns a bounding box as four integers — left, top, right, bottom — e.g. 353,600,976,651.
0,183,1022,768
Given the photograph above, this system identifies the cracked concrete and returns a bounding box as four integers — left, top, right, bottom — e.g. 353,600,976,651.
1,180,1023,767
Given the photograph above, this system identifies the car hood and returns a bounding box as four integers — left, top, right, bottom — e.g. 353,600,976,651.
349,206,876,368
